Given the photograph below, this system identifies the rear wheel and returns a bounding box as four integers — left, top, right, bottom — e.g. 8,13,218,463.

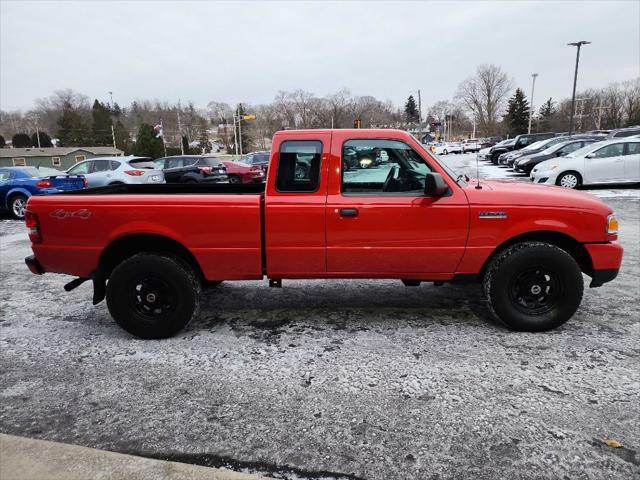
556,171,582,189
9,194,28,219
482,242,583,331
443,149,448,155
106,253,201,339
228,174,241,184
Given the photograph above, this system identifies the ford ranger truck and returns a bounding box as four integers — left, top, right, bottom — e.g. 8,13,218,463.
24,129,623,339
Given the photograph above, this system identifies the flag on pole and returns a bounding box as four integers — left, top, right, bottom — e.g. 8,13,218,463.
154,121,164,139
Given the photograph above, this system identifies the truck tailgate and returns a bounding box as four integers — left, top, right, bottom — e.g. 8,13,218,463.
27,193,263,280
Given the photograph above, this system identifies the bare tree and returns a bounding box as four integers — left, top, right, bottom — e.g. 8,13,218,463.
456,64,513,136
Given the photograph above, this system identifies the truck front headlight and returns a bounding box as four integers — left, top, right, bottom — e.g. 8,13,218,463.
607,214,619,235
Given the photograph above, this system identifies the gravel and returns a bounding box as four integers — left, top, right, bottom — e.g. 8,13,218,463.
1,173,639,479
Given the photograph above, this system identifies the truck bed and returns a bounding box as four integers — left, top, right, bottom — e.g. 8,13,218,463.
58,182,266,196
26,185,265,281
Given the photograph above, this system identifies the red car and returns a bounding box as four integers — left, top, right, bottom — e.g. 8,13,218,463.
221,160,265,184
24,129,622,339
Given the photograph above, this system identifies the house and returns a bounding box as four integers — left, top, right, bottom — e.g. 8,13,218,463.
0,146,124,170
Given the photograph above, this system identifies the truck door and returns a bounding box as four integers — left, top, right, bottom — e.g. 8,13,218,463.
264,132,331,277
325,134,469,277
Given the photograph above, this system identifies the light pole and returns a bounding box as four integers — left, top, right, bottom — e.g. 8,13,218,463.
567,41,590,135
527,73,538,134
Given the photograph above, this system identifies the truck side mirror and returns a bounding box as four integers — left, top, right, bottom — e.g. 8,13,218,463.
424,172,449,197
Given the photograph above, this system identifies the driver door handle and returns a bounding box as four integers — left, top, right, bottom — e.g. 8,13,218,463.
339,208,358,217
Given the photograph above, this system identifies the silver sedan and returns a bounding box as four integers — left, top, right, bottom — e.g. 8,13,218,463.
66,156,165,187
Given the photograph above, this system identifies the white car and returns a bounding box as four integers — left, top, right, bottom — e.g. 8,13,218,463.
67,156,165,187
430,142,461,155
530,138,640,188
461,139,481,153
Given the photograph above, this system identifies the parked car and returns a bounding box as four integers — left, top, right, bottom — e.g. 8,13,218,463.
461,139,481,153
67,156,165,187
154,155,228,183
502,134,605,167
605,126,640,139
430,142,461,155
530,138,640,188
0,166,86,219
25,128,623,339
489,132,556,164
221,160,266,184
514,138,600,174
239,151,270,172
477,139,513,161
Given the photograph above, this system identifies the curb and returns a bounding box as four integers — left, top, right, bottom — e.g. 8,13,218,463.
0,434,269,480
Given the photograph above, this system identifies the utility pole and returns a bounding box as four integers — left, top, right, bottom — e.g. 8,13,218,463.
33,114,41,148
111,125,116,149
567,41,591,135
528,73,538,134
417,89,422,124
238,116,243,156
177,110,184,155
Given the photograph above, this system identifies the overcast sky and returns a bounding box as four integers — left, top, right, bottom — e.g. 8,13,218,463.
1,0,639,113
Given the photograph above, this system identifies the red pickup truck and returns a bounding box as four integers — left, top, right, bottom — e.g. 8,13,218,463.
24,129,623,339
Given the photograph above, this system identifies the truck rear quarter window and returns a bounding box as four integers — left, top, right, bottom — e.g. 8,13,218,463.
275,140,322,192
341,139,432,195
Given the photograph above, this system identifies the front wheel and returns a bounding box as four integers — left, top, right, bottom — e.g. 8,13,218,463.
482,242,583,332
9,194,28,219
106,253,201,339
556,171,582,189
443,149,448,155
228,174,241,184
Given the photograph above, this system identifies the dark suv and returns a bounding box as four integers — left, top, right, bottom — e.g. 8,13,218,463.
488,132,556,164
154,156,228,183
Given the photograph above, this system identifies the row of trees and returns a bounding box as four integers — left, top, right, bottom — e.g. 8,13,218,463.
2,69,639,155
422,65,640,138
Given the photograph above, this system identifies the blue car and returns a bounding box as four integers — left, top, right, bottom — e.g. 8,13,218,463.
0,166,87,219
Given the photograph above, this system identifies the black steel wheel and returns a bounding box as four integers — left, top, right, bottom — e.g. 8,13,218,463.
483,242,583,331
106,253,201,339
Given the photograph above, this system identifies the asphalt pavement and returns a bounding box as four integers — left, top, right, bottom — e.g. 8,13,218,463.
1,159,638,479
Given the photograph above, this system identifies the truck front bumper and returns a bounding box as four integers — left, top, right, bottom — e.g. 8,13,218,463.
585,241,623,287
25,255,44,275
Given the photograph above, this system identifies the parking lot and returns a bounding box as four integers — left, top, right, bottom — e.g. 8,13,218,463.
0,155,638,479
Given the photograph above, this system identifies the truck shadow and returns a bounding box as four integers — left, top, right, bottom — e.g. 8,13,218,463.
189,280,503,338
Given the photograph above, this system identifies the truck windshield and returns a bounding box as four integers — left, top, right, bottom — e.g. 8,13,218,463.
411,135,467,186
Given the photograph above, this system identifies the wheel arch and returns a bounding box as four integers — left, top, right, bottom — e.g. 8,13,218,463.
98,233,205,282
480,230,593,279
5,187,32,209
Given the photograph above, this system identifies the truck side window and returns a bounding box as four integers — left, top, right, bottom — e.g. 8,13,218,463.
341,139,432,194
275,140,322,192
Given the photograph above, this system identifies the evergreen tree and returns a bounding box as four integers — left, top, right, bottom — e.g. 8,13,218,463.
538,98,556,131
133,123,164,159
404,95,420,124
0,134,6,147
113,120,131,153
91,99,113,146
56,101,92,146
30,131,53,147
503,88,530,136
181,135,191,155
197,119,211,154
12,133,32,148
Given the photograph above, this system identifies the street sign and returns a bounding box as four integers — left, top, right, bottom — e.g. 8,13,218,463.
242,114,256,121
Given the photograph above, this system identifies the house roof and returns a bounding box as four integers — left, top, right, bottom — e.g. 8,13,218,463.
0,146,124,158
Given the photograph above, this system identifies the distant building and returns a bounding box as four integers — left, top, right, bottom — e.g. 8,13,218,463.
0,146,124,169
